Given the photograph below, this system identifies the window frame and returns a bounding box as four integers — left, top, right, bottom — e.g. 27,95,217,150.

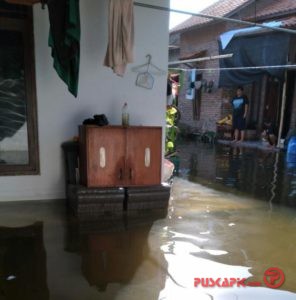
0,9,39,176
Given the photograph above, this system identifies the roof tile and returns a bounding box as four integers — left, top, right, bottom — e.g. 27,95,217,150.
252,0,296,20
280,16,296,28
170,0,251,33
170,0,296,33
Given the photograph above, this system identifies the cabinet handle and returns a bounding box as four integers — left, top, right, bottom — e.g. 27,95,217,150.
99,147,106,168
145,147,151,167
118,168,123,180
129,168,133,180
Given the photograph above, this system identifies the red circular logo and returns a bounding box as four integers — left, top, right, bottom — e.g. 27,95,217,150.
263,267,285,289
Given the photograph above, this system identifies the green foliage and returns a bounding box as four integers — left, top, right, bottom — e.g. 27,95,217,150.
165,106,179,155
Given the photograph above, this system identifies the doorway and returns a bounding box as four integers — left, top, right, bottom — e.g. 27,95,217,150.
263,76,281,131
282,71,296,137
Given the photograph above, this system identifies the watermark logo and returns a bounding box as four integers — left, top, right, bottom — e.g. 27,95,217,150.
263,267,285,289
194,267,285,289
194,278,247,288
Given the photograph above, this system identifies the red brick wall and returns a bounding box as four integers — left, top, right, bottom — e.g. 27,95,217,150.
174,1,281,133
178,22,227,132
171,0,296,138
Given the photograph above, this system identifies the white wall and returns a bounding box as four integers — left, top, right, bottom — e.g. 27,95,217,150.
0,0,169,201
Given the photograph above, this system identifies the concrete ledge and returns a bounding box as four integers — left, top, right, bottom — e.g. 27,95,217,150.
217,139,280,151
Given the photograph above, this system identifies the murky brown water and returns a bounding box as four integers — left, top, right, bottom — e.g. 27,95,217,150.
167,179,296,299
177,141,296,207
0,142,296,299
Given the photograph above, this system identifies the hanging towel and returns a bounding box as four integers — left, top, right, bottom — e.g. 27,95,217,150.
47,0,80,97
104,0,134,76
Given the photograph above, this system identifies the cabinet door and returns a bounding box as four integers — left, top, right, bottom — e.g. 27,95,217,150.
126,127,162,186
86,127,126,187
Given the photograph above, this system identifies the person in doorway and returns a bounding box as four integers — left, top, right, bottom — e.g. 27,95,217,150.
231,86,249,142
262,120,277,147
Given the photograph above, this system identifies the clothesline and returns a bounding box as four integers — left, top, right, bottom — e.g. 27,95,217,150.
169,64,296,72
168,54,233,66
133,2,296,35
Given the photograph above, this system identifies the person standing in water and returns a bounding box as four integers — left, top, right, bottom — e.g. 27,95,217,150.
231,86,249,142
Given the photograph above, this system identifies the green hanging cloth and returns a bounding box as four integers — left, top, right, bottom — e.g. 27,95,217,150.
47,0,80,97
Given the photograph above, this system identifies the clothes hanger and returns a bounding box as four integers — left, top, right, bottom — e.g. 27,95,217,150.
131,54,166,75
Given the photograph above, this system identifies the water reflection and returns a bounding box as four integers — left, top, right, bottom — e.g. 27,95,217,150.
0,168,296,299
65,212,168,299
165,178,296,299
179,141,296,207
0,222,49,300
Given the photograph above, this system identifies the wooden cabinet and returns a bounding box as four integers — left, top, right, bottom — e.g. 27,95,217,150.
79,126,126,187
79,126,162,187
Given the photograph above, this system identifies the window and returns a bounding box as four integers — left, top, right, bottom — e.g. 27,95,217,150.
0,2,39,175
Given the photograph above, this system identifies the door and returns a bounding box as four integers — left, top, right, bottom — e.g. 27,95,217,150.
264,77,281,127
126,127,162,186
86,127,126,187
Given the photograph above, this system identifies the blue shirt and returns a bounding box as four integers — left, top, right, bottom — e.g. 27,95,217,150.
231,96,249,117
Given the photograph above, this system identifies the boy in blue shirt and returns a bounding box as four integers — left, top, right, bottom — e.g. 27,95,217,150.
231,86,249,142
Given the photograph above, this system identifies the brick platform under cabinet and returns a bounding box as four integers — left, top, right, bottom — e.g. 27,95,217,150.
67,185,125,220
126,184,171,211
67,183,171,220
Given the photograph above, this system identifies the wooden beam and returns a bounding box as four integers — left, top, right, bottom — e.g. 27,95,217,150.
277,71,288,146
5,0,40,5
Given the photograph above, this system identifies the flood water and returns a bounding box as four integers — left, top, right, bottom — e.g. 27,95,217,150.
0,141,296,300
178,141,296,207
